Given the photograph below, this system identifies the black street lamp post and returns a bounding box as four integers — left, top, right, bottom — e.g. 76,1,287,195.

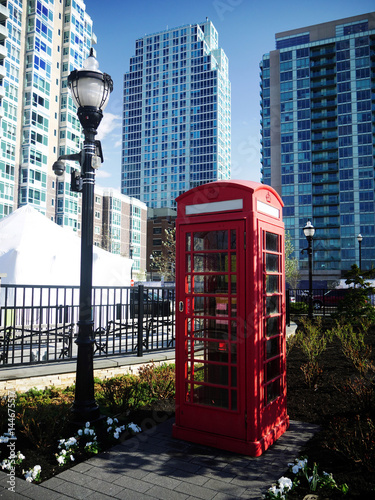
130,244,134,281
53,49,113,424
303,220,315,320
357,233,363,271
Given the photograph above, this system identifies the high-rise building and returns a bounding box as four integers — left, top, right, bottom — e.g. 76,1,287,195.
260,13,375,283
122,20,231,209
0,0,145,270
0,0,94,226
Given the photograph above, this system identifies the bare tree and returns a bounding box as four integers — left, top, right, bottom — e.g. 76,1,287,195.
150,227,175,281
285,231,300,289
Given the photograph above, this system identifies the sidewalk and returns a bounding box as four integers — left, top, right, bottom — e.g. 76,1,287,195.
0,418,318,500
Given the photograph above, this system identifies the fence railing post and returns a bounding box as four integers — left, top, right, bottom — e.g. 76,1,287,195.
137,285,144,357
286,289,290,327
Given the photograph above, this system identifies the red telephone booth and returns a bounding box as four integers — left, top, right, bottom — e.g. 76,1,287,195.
172,180,289,456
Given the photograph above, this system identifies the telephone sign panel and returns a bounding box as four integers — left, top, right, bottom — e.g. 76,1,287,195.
173,180,289,456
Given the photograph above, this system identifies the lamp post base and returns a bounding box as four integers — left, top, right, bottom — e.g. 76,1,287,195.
71,322,100,425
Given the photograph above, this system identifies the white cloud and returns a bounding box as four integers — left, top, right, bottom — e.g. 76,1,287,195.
95,169,111,179
97,112,121,141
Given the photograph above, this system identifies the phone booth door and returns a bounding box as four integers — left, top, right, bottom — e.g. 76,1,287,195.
176,220,246,441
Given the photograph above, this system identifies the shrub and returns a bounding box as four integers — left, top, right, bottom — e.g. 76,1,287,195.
293,316,327,388
328,320,374,412
289,301,308,315
95,374,144,415
327,415,375,473
335,265,375,326
137,362,175,402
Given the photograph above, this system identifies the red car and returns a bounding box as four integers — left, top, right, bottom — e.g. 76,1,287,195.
312,289,349,310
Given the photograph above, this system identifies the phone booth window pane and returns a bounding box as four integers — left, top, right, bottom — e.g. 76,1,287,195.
231,390,237,411
230,343,237,363
231,275,237,294
193,231,228,250
266,275,279,293
187,275,191,293
231,254,237,272
266,379,280,404
194,254,228,272
266,337,279,359
266,295,279,315
193,275,229,294
186,254,191,272
230,230,236,249
266,253,279,272
186,233,191,251
231,320,237,340
266,358,281,380
266,316,279,337
193,384,229,409
266,232,279,252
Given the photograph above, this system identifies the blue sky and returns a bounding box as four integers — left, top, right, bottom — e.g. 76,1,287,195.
85,0,374,190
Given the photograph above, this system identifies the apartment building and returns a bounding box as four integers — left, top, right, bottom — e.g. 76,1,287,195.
122,19,231,209
260,13,375,282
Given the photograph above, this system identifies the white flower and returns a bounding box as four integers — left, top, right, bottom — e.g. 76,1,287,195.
113,432,119,440
106,417,113,425
107,426,112,432
85,422,90,428
128,422,142,433
17,452,25,461
57,456,64,465
25,472,33,482
278,476,293,491
84,428,90,435
65,437,77,447
77,429,83,436
0,436,9,444
61,449,67,456
289,458,308,475
70,455,75,461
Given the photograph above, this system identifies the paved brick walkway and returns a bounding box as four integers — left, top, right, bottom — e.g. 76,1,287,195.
0,418,318,499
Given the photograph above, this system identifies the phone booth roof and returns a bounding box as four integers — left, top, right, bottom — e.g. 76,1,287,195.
176,180,283,221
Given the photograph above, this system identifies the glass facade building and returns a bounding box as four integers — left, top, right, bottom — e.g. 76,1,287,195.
260,13,375,281
0,0,94,227
122,20,231,209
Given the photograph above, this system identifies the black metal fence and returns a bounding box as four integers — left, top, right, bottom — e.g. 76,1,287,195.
0,284,175,366
286,287,375,324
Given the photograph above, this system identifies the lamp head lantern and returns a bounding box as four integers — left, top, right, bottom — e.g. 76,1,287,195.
303,220,315,240
68,48,113,131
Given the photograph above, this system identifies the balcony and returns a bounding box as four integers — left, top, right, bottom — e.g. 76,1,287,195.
0,44,6,61
313,185,339,195
0,23,7,43
310,46,335,58
312,152,338,163
311,101,337,112
310,57,336,68
0,4,9,23
311,120,337,130
310,68,336,79
310,76,336,86
311,141,338,152
312,163,339,173
311,109,337,121
310,88,337,100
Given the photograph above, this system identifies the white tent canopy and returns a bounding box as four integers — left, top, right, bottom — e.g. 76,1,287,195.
0,205,132,287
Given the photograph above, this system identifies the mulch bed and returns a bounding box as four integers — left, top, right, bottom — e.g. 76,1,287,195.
286,327,375,498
